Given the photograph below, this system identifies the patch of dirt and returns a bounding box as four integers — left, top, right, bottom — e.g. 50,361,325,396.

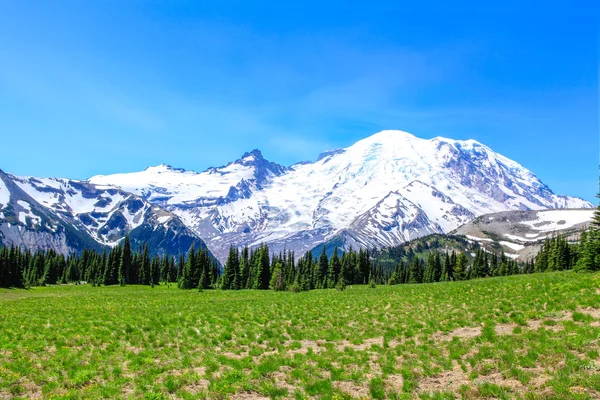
213,365,233,379
229,391,270,399
527,320,543,330
271,371,295,391
0,391,12,400
522,367,551,389
182,379,210,394
125,344,143,354
333,381,370,398
385,374,404,392
365,356,382,380
526,320,564,332
223,351,249,359
121,384,135,397
121,361,135,379
284,339,325,355
433,326,482,341
474,372,524,391
495,323,518,335
336,337,383,352
417,361,470,393
18,378,42,399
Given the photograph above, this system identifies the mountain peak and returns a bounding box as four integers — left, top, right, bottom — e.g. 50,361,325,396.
239,149,264,162
368,130,418,141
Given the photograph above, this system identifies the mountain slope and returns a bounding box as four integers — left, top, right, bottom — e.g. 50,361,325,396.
0,170,214,257
452,208,594,260
83,130,590,262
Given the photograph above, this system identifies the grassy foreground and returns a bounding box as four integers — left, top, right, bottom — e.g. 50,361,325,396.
1,272,599,399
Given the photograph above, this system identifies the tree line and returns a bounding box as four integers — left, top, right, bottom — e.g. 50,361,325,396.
0,236,219,289
2,205,600,290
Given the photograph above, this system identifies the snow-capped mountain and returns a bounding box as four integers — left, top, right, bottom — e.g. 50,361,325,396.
0,169,213,257
89,130,592,262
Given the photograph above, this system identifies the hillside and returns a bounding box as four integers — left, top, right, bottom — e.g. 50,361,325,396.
452,208,594,261
0,170,214,257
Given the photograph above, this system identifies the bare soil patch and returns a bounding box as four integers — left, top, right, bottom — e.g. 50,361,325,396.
336,337,383,352
495,323,518,335
229,391,270,400
385,374,404,392
418,361,470,393
333,381,370,398
182,379,210,394
474,372,524,391
433,326,482,341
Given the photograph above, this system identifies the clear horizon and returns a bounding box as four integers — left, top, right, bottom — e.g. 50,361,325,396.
0,2,597,202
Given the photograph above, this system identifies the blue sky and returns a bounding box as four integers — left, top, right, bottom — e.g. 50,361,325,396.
0,1,598,202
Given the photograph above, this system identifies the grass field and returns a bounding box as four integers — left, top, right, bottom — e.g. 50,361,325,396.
1,272,600,399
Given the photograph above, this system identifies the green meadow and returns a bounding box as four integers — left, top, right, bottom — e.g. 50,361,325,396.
1,271,599,399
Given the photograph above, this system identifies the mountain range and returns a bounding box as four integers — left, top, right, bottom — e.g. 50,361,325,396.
0,130,591,262
0,170,212,257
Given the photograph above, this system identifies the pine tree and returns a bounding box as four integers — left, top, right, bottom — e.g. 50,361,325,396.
317,246,328,289
179,243,196,289
454,252,467,281
269,260,285,291
254,244,271,290
327,248,341,288
119,235,131,286
239,246,250,289
222,246,240,290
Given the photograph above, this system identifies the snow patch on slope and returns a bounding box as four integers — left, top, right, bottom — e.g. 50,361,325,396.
0,176,9,207
17,200,41,226
500,241,525,251
521,209,595,232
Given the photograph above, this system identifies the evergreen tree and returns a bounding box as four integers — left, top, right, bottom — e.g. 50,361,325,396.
119,235,131,286
221,246,240,290
254,244,271,290
317,246,328,289
179,243,196,289
327,248,341,288
239,246,250,289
